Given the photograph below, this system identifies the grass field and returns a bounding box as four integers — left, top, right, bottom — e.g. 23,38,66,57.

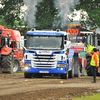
12,72,24,75
72,93,100,100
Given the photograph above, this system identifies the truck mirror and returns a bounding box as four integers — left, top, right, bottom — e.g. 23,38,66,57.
12,40,15,47
23,47,25,54
66,41,71,48
5,38,7,46
64,40,67,44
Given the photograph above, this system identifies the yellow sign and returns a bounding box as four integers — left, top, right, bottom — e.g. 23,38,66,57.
68,24,76,27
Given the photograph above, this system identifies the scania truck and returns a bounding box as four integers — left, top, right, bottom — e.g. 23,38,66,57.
24,29,80,79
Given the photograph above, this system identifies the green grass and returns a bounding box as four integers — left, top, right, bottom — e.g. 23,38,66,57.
12,72,24,75
72,93,100,100
85,70,87,76
85,73,87,76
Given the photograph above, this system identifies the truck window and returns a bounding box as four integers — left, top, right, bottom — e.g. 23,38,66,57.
0,39,5,47
69,35,77,43
87,35,91,45
98,41,100,46
17,42,20,49
18,42,22,49
92,34,95,46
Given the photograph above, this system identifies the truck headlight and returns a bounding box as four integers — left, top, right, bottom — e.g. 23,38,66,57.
57,64,64,67
24,67,29,70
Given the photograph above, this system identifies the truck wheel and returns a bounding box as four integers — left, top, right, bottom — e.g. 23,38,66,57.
61,62,69,79
68,58,74,78
24,72,32,78
61,72,68,79
82,66,85,76
2,52,13,73
86,57,92,76
74,63,80,77
13,58,20,73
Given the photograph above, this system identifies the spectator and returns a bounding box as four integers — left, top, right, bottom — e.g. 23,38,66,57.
78,40,82,43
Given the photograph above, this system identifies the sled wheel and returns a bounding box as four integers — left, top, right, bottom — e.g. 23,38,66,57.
86,57,92,76
68,58,74,78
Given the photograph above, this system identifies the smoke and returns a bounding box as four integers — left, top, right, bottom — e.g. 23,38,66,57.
54,0,79,28
23,0,42,28
23,0,79,29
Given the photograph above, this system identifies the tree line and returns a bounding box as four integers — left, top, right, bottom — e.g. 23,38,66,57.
0,0,100,37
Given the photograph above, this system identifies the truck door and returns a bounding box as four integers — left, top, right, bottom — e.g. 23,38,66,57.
17,41,23,60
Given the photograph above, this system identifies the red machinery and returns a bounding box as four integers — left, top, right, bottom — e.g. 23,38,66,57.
0,25,24,73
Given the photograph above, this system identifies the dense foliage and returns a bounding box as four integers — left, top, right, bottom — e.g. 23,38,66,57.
0,0,24,27
0,0,100,31
35,0,59,30
75,0,100,30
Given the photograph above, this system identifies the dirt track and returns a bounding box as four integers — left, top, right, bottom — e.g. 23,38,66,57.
0,74,100,100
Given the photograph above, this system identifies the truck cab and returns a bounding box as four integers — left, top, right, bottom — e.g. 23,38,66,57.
24,29,79,79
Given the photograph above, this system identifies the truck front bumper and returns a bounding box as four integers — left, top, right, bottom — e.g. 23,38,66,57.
24,67,67,74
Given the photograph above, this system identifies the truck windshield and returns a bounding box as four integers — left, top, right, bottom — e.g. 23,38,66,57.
69,35,77,43
0,37,5,47
69,35,86,43
26,36,63,50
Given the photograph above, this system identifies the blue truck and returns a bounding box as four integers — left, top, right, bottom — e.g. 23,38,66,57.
24,29,80,79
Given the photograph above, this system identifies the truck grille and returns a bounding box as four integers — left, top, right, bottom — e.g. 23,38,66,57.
31,54,56,68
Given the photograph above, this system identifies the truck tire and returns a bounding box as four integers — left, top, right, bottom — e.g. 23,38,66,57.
24,72,32,78
86,57,92,76
61,72,68,79
74,62,80,77
61,61,69,79
2,52,13,73
13,58,20,73
68,58,74,78
82,67,85,76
